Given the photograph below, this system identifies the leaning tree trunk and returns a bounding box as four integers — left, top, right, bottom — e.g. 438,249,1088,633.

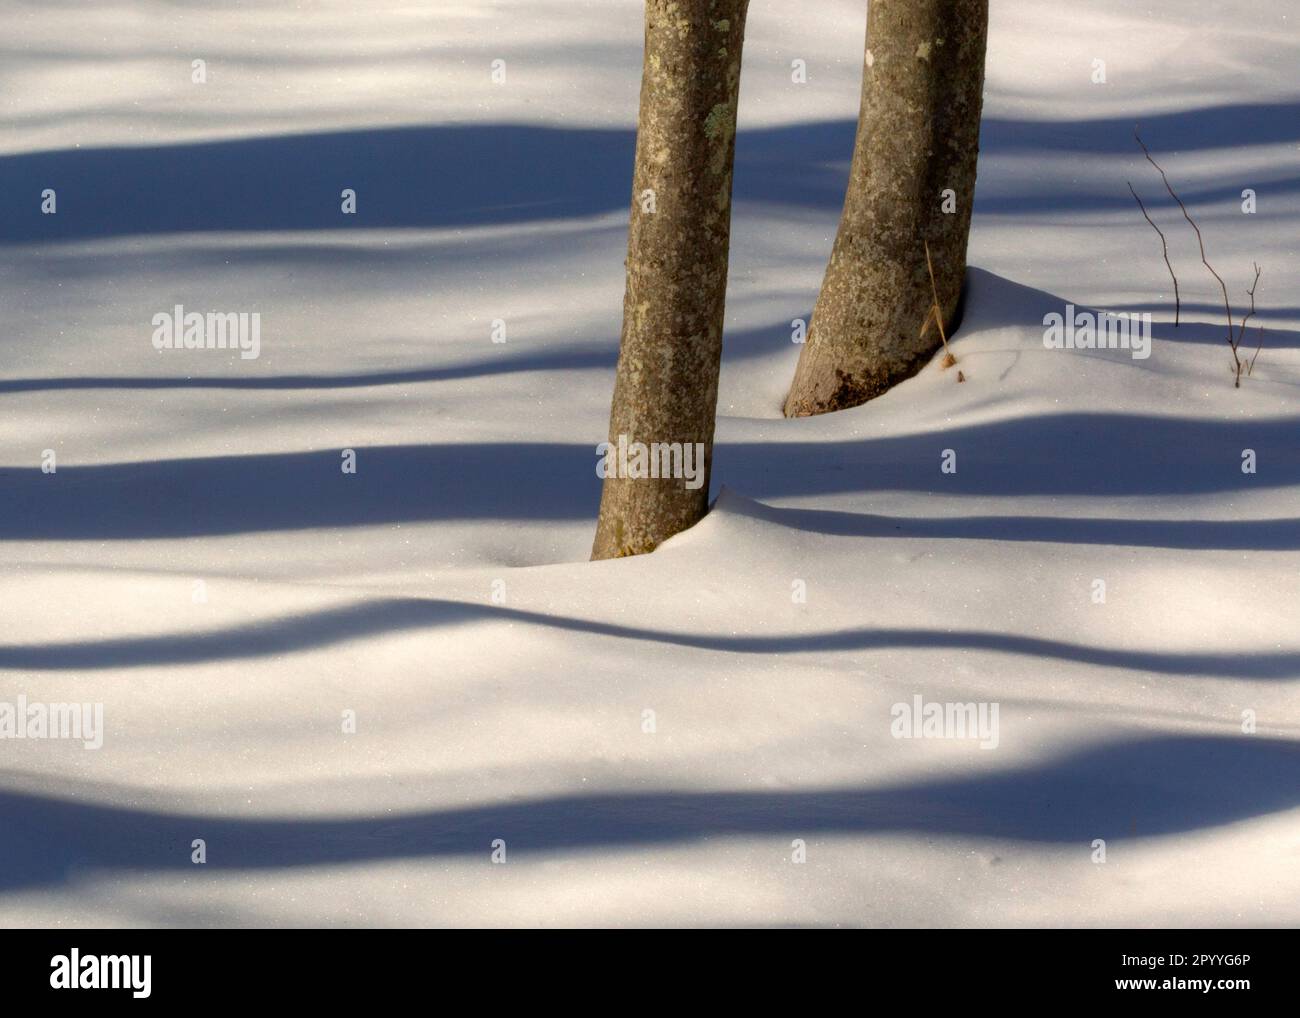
591,1,750,560
783,0,988,417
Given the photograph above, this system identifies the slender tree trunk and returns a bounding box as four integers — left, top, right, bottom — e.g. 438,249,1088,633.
783,0,988,417
591,0,750,560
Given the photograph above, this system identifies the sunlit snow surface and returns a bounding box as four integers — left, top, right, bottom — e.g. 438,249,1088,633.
0,0,1297,926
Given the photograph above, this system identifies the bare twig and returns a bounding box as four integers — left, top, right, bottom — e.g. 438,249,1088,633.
923,240,955,368
1236,263,1260,350
1230,264,1264,382
1248,325,1265,376
1135,129,1252,385
1127,180,1179,325
918,305,936,339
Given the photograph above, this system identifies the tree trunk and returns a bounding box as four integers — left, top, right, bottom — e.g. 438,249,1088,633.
783,0,988,417
591,0,750,560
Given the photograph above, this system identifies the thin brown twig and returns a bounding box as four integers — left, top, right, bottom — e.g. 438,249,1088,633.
1248,325,1265,376
1134,130,1235,353
1235,263,1260,351
1231,263,1265,382
923,239,954,367
1127,180,1179,326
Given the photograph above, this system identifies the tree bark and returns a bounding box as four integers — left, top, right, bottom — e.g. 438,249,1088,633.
591,0,750,560
783,0,988,417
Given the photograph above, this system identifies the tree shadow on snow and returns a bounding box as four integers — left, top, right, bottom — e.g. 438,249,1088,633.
0,733,1294,893
0,319,800,394
1,407,1296,539
1,102,1295,243
0,596,1295,679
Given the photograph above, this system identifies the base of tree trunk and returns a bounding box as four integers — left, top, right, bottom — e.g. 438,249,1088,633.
784,277,969,417
782,0,988,419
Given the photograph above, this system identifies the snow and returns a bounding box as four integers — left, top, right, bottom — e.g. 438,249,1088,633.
1,0,1297,927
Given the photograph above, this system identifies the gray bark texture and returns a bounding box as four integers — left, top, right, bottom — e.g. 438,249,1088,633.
783,0,989,417
591,0,750,560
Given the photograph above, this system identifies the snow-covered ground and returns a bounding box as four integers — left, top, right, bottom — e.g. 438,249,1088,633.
1,0,1297,926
